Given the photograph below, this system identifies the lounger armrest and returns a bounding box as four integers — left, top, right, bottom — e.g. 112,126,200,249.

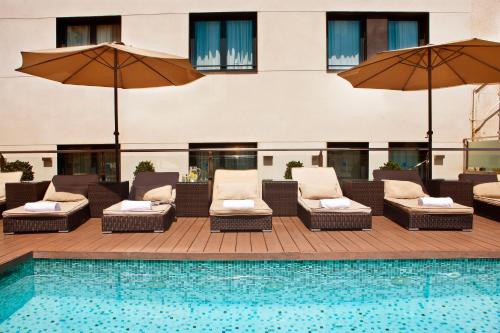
428,180,473,207
341,180,384,216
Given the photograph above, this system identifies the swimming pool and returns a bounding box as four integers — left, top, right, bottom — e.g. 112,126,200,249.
0,258,498,332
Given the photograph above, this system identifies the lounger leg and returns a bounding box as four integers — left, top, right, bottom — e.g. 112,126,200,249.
263,229,272,232
408,228,419,231
3,232,14,235
362,228,372,231
154,230,164,233
310,228,321,232
211,230,221,233
102,231,112,234
462,229,472,232
58,230,69,233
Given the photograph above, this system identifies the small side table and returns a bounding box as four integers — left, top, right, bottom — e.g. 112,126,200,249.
342,180,384,216
176,182,210,217
262,180,298,216
428,180,473,207
5,181,51,209
88,182,130,218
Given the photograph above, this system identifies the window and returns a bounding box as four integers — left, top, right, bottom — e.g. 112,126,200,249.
190,13,257,72
327,19,363,70
389,142,428,181
57,144,118,182
189,143,257,180
388,20,419,50
57,16,121,47
327,143,369,180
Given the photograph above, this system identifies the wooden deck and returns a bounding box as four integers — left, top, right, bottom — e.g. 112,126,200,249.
0,215,499,265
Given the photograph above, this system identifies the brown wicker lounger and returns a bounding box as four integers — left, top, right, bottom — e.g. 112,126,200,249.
2,175,97,234
459,173,499,222
102,172,178,233
373,170,473,231
292,167,372,231
0,200,6,216
210,170,272,232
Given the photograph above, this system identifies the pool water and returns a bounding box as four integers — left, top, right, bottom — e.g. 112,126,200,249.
0,259,498,333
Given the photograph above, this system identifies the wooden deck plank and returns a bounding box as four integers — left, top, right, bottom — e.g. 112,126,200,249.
235,233,252,253
188,219,211,253
172,218,205,253
289,217,331,253
280,217,315,253
204,232,224,253
273,217,299,253
250,232,268,253
219,233,237,253
156,218,197,253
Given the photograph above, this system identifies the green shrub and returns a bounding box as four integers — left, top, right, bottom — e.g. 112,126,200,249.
380,161,401,170
134,161,155,177
284,160,303,179
1,159,35,181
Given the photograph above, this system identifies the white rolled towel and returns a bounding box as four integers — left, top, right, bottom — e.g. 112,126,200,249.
24,201,61,212
320,198,351,209
418,197,453,208
120,200,153,211
223,199,255,209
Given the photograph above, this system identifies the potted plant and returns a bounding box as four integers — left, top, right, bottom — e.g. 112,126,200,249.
0,157,35,181
379,161,401,170
134,161,155,177
284,160,303,179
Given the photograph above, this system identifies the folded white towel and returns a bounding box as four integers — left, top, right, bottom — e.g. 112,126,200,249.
418,197,453,208
120,200,153,211
320,198,351,209
24,201,61,212
223,199,255,209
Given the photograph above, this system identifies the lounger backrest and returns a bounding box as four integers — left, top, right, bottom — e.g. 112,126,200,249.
130,172,179,200
373,169,428,193
291,167,342,197
458,173,498,185
52,174,99,197
212,169,260,201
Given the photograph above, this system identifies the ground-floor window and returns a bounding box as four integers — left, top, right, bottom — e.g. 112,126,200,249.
57,144,117,182
188,143,257,181
327,142,369,180
388,142,428,181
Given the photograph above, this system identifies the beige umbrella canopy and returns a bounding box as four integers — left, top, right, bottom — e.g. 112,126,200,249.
16,42,204,180
338,38,500,179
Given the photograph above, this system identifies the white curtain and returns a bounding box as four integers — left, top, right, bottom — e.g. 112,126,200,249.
96,24,120,44
195,21,221,70
388,21,419,50
226,20,253,70
328,20,361,70
66,25,90,46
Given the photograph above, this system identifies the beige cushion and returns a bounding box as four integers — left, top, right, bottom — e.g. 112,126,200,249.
103,201,172,216
291,167,343,198
45,191,86,202
385,197,473,214
0,171,23,200
383,180,426,199
210,198,272,216
43,182,56,201
212,169,260,201
473,182,500,198
0,185,4,201
475,195,500,207
216,182,257,200
143,185,173,203
299,196,371,214
2,199,88,217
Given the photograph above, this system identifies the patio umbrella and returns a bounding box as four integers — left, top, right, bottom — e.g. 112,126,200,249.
15,42,204,181
338,38,500,180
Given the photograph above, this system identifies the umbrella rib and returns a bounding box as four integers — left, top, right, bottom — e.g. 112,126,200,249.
431,46,464,68
439,46,500,72
402,50,427,91
340,48,421,73
62,47,111,84
126,54,176,85
118,54,134,68
432,48,467,85
90,49,114,68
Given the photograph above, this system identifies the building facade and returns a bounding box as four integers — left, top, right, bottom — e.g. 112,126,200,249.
1,0,499,182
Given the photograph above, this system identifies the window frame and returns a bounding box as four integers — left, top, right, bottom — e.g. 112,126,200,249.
189,12,258,73
327,142,369,180
56,16,122,48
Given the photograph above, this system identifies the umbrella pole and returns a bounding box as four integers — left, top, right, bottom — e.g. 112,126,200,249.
427,49,433,182
113,48,121,182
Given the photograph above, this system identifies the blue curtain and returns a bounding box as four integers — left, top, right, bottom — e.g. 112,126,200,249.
227,20,253,70
194,21,221,70
388,21,419,50
328,20,360,70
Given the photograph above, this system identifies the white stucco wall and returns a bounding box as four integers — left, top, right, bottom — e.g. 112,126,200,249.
0,0,498,182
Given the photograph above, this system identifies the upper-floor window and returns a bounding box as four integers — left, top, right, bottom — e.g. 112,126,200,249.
388,20,419,50
327,19,363,71
57,16,121,47
190,13,257,72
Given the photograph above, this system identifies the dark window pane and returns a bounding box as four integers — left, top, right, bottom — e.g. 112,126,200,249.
57,144,117,182
194,21,221,70
328,20,361,70
327,143,369,180
388,20,419,50
389,142,428,181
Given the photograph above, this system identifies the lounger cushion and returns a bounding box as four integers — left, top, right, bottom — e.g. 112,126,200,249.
474,195,500,207
103,201,172,216
292,167,343,198
385,197,473,214
383,180,426,199
473,182,500,198
210,198,272,216
212,169,260,201
0,171,23,200
42,182,56,200
143,185,173,203
299,196,371,214
216,182,258,200
45,191,86,202
2,199,88,217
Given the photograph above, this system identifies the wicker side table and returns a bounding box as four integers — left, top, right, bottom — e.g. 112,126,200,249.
176,182,209,217
428,180,473,207
262,180,298,216
5,181,51,209
342,180,384,216
88,182,130,218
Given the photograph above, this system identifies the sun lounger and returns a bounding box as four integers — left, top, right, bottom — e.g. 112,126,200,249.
373,170,473,230
458,173,499,222
2,175,97,234
101,172,178,233
292,167,372,231
210,169,272,232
